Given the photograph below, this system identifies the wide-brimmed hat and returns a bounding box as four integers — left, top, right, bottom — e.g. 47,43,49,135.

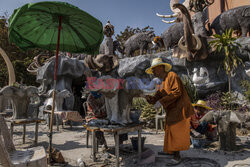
145,58,172,74
192,100,212,110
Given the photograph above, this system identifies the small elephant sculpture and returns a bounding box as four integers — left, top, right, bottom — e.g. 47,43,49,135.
200,110,243,151
124,31,155,57
211,5,250,37
45,89,72,111
0,86,39,119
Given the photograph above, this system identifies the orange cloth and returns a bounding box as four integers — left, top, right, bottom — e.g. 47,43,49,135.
155,71,194,153
164,117,191,153
158,72,194,125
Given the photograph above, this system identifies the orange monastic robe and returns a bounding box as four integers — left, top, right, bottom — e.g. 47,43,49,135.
157,72,194,153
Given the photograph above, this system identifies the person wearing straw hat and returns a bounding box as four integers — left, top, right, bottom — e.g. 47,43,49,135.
144,58,194,165
191,100,217,136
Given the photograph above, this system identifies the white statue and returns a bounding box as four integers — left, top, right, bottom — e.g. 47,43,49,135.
192,67,209,86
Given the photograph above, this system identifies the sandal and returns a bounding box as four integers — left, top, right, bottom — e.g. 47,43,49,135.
166,158,182,166
158,151,174,156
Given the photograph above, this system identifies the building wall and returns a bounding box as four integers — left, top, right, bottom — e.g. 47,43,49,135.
208,0,250,24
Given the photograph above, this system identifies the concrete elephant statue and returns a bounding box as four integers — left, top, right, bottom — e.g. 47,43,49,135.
200,110,243,151
0,86,39,119
210,5,250,37
44,89,72,111
87,75,162,125
124,31,155,57
99,40,124,55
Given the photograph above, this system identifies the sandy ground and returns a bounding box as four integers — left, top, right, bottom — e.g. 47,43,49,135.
10,122,250,167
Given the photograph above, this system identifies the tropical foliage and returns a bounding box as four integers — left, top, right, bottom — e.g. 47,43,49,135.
0,16,42,87
209,28,243,93
181,75,198,103
132,97,159,128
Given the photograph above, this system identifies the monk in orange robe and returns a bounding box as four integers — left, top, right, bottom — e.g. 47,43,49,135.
144,58,194,164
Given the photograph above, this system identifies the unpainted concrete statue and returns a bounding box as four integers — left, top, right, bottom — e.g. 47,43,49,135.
88,75,162,125
200,110,243,151
44,89,72,111
99,40,124,55
0,86,39,119
174,3,209,61
210,5,250,37
156,0,190,24
124,31,155,57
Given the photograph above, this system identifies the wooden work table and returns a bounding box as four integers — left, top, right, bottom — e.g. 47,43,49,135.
84,122,144,167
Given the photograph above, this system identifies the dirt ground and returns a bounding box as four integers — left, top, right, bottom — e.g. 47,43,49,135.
10,122,250,167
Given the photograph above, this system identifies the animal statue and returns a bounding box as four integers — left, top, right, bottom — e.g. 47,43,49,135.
174,3,209,61
123,31,155,57
156,0,190,24
84,54,119,73
44,89,72,111
189,0,214,13
99,40,124,55
200,110,243,151
89,75,162,125
152,23,184,50
0,86,39,119
210,5,250,37
103,20,114,38
192,67,209,86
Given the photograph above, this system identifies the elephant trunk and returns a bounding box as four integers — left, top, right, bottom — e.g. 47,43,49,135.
133,77,162,95
173,4,203,61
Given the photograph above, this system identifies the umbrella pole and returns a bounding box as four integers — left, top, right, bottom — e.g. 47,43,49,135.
48,15,62,164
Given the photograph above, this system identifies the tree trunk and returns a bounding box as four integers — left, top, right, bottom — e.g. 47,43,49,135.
228,74,231,93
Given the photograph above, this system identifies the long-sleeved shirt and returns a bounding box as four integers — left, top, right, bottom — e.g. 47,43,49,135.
157,72,195,125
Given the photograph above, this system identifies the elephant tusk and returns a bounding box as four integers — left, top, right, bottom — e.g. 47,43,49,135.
0,47,16,85
161,19,176,24
192,34,202,51
178,36,187,51
178,35,202,51
156,12,178,18
92,55,104,69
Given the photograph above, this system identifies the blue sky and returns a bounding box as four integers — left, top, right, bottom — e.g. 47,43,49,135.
0,0,177,37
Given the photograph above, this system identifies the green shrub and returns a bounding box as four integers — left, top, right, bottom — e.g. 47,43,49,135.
240,80,250,102
132,97,159,128
181,75,198,103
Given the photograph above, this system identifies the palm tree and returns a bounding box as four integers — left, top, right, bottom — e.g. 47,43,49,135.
209,28,243,93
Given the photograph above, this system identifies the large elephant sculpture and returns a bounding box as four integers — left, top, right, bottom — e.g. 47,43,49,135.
173,3,209,61
88,75,162,125
210,5,250,37
152,23,184,51
200,110,243,151
36,56,92,110
124,31,155,57
0,86,39,119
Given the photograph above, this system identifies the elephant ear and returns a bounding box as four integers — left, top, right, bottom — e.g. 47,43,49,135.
242,6,250,17
0,86,14,96
230,111,243,124
199,110,216,123
25,86,38,96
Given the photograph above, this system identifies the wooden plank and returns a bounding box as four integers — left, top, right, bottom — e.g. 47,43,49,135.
34,121,39,145
92,131,97,162
23,124,26,144
138,129,142,161
6,118,45,125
